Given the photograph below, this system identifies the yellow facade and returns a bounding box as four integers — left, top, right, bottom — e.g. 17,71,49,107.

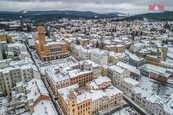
46,71,93,96
108,56,118,64
145,55,160,66
0,35,12,43
70,72,93,87
36,26,69,61
101,67,108,76
58,90,92,115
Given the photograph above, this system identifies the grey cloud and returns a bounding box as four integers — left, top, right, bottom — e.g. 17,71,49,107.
0,0,172,14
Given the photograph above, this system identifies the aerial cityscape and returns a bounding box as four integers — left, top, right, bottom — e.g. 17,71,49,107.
0,0,173,115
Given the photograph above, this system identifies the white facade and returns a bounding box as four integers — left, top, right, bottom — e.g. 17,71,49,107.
90,49,108,65
132,87,173,115
78,48,91,60
0,58,39,95
80,60,101,77
108,65,139,97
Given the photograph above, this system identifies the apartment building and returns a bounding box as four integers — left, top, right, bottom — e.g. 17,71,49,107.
101,65,108,76
108,52,127,64
139,64,171,82
108,65,139,97
0,58,40,95
132,87,173,115
90,49,108,65
14,78,58,115
86,76,111,90
80,60,101,78
78,48,92,60
45,66,93,95
58,82,123,115
129,54,145,67
0,34,12,43
116,62,141,80
108,65,130,84
58,84,92,115
115,44,126,53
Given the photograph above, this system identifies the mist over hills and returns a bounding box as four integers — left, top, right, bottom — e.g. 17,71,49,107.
0,10,173,21
0,10,126,21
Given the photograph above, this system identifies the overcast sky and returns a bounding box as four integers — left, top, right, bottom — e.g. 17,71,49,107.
0,0,173,14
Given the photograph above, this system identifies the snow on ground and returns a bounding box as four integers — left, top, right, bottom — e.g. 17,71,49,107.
0,97,7,115
140,76,173,99
112,107,137,115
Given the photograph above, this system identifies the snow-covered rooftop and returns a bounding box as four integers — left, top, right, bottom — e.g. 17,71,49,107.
33,100,59,115
123,77,140,86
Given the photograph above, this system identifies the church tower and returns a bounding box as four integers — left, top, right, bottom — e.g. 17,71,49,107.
161,46,168,61
38,26,46,52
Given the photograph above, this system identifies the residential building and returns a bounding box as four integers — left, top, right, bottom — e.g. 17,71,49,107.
129,54,145,67
80,60,101,77
58,83,123,115
90,49,108,65
58,84,92,115
14,78,58,115
86,76,111,90
108,65,139,97
108,52,127,63
0,58,40,95
0,34,12,43
115,44,126,53
132,87,173,115
139,64,171,82
116,62,140,80
45,66,93,95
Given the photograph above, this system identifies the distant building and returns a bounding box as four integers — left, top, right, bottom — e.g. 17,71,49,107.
80,60,101,78
139,64,171,82
129,54,145,67
90,49,108,65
